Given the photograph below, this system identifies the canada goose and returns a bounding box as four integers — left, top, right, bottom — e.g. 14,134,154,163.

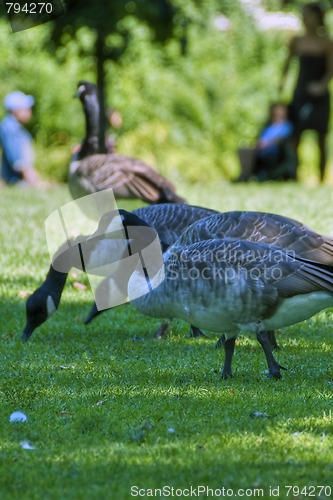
120,215,333,379
89,209,333,350
22,203,217,340
69,81,185,204
172,210,333,349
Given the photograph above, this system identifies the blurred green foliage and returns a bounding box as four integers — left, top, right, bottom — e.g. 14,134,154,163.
0,1,329,183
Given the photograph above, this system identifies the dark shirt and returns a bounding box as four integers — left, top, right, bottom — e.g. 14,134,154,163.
294,54,329,99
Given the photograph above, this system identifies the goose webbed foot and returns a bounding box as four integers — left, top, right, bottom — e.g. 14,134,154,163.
222,369,234,380
189,325,208,339
256,326,286,380
266,364,287,380
267,330,280,351
153,321,170,339
221,337,235,380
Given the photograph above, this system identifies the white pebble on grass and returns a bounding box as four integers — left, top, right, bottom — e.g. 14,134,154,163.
9,411,28,423
20,441,36,450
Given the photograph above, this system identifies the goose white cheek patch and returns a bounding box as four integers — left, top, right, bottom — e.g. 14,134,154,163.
44,190,164,310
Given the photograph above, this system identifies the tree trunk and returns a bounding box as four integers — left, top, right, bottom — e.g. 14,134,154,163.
96,30,107,154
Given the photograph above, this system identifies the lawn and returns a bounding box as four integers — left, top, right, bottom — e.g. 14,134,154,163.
0,182,332,500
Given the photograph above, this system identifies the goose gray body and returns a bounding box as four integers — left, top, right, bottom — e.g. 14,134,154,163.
69,81,185,204
129,237,333,377
130,204,218,248
170,210,333,349
131,238,333,334
86,208,333,346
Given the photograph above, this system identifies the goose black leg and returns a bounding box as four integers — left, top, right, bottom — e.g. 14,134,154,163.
215,334,226,348
221,337,235,379
189,325,208,338
154,321,171,339
256,327,287,379
267,330,280,351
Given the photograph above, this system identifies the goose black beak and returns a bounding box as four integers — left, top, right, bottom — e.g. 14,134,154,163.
84,302,102,324
21,324,34,341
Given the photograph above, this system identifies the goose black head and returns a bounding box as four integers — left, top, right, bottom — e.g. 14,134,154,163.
76,81,98,101
93,209,151,237
21,289,57,340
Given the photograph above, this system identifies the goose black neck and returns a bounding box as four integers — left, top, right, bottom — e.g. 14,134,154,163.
79,93,100,158
42,266,68,306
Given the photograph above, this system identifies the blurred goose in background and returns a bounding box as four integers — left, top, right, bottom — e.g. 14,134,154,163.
22,203,217,340
69,81,185,204
117,211,333,379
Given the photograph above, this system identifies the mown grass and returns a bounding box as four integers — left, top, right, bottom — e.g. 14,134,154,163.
0,182,333,500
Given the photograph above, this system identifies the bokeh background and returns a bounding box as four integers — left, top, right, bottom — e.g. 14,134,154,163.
1,0,332,186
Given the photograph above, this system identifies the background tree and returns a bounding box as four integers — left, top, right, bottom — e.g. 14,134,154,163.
48,0,186,149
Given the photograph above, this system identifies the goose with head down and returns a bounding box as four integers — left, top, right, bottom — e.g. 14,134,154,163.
22,203,217,340
69,81,185,204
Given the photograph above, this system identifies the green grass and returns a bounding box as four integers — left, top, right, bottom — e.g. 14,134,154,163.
0,183,333,499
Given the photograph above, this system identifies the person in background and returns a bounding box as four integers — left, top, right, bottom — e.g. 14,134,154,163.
0,91,40,186
253,102,294,181
280,2,333,182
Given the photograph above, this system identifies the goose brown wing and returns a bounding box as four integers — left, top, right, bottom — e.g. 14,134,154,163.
74,154,185,204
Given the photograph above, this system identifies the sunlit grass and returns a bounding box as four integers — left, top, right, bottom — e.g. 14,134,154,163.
0,183,332,499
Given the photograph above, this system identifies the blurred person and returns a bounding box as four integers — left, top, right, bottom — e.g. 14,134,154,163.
253,102,295,181
280,2,333,182
0,91,40,186
236,102,295,182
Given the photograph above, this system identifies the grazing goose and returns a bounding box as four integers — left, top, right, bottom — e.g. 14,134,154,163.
122,217,333,379
88,209,333,349
172,210,333,349
69,81,185,204
22,204,217,340
21,233,131,340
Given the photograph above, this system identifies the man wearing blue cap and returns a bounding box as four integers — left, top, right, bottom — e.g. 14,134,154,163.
0,91,40,185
